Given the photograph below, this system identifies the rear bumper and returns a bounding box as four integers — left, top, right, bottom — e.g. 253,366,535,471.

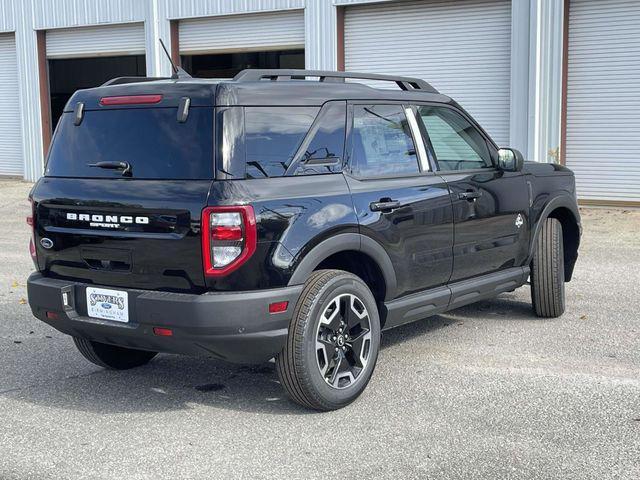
27,273,302,364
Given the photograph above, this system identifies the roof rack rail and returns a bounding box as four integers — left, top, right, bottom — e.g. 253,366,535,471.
232,69,438,93
101,76,171,87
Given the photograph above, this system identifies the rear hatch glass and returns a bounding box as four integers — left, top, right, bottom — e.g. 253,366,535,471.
34,106,214,293
46,107,214,179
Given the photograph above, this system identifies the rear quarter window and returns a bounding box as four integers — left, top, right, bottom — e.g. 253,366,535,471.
245,107,319,178
218,103,346,179
46,107,214,180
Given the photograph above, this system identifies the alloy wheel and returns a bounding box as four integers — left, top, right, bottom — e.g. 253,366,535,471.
315,293,372,389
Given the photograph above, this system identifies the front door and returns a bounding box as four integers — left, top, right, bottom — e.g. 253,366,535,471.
415,104,530,283
344,103,453,299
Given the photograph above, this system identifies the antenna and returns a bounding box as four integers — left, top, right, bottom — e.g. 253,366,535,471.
159,39,192,80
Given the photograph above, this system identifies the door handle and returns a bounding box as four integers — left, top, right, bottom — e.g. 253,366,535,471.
458,190,482,201
370,199,402,212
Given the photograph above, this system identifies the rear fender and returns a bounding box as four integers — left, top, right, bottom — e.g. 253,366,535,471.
287,233,398,301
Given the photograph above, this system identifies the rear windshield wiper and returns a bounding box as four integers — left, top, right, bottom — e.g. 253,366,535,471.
87,161,132,177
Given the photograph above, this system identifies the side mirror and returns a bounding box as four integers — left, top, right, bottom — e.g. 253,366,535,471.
498,148,524,172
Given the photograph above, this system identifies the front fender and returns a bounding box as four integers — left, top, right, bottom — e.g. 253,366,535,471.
527,192,581,274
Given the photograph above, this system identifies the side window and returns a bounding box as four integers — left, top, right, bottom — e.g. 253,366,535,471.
245,106,319,178
350,104,420,177
417,106,492,171
290,101,346,176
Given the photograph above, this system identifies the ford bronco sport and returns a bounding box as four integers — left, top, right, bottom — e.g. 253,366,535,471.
27,69,581,411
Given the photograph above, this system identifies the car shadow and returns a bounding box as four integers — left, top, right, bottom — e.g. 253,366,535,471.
3,294,532,416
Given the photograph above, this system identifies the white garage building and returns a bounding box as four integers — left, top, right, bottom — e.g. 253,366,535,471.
0,0,637,206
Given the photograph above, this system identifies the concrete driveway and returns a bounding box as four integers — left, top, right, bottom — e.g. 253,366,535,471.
0,179,638,479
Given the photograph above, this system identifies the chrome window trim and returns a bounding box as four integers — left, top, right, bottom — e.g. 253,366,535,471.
404,106,430,172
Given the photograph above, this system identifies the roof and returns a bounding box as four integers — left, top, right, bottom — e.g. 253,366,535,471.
64,69,453,111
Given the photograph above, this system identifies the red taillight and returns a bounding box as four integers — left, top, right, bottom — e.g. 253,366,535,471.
46,311,60,320
153,327,173,337
202,206,257,277
269,301,289,314
99,94,163,106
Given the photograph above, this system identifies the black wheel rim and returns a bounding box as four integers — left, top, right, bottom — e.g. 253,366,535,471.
315,293,372,389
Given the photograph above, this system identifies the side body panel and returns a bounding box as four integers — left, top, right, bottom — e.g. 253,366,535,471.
444,169,531,282
345,174,453,298
205,174,358,291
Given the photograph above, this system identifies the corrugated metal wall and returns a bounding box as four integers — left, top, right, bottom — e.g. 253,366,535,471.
166,0,305,20
0,33,23,176
46,22,146,58
566,0,640,202
305,0,336,70
33,0,145,29
0,0,14,32
344,0,512,147
180,10,305,54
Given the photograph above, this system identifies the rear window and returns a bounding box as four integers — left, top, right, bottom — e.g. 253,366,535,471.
46,108,214,180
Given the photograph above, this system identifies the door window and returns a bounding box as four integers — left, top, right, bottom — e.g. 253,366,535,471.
350,105,420,177
418,106,492,171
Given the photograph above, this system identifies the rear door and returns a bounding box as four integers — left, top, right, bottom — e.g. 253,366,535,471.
344,103,453,299
415,104,530,282
32,103,214,293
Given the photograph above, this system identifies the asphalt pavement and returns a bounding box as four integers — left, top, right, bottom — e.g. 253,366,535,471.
0,179,638,479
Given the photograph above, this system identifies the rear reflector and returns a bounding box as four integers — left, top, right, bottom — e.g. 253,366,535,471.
269,301,289,314
29,237,36,259
45,311,59,320
100,94,163,106
28,198,37,263
211,225,243,241
153,327,173,337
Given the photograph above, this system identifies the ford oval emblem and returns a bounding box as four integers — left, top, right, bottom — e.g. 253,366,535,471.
40,238,54,249
101,303,112,310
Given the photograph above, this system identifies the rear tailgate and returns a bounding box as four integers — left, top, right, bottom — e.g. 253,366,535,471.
32,178,210,292
32,98,214,293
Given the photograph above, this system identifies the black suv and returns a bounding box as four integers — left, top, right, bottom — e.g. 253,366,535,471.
27,69,581,410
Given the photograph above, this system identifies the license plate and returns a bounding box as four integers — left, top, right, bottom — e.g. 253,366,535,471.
86,287,129,323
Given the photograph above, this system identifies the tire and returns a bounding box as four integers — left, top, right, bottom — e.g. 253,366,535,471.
531,217,566,318
73,337,157,370
276,269,381,411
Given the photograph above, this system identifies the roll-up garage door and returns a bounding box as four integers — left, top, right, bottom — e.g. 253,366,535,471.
46,23,145,58
344,0,512,147
0,33,23,176
566,0,640,203
180,10,305,54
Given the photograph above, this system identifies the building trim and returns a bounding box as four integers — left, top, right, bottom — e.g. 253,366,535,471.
36,30,51,157
578,200,640,209
559,0,570,166
336,6,344,71
509,0,530,154
170,20,180,67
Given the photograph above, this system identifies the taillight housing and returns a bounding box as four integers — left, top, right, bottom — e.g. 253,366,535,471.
202,206,257,277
